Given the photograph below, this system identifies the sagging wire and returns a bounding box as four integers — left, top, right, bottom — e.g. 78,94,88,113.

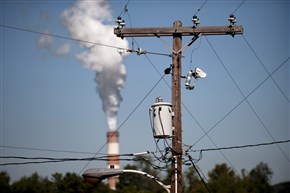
189,36,202,70
190,139,290,153
183,150,203,166
79,74,166,174
186,153,212,193
0,145,98,155
136,153,170,171
242,35,289,103
206,37,290,162
0,24,170,60
2,151,172,170
1,24,128,50
1,155,137,166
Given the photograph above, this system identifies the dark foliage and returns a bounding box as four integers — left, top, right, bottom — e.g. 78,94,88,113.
0,162,286,193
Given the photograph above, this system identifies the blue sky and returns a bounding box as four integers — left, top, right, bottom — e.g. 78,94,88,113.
1,0,289,185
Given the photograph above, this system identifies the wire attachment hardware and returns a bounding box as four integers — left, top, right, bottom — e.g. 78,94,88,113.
116,16,125,28
228,14,237,27
192,16,200,28
228,14,237,37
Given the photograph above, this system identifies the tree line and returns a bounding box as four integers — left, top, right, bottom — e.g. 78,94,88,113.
0,161,289,193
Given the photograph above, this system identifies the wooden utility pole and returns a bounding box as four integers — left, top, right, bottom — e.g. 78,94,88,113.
171,20,183,193
114,21,243,193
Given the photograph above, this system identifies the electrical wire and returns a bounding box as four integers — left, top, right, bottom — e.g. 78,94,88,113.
195,139,290,153
190,56,289,149
0,156,137,166
0,24,126,50
193,0,208,16
79,74,166,174
0,145,98,155
187,154,212,193
1,152,153,166
3,140,288,166
122,2,135,51
148,110,169,160
1,10,172,178
242,35,289,103
231,0,246,15
4,2,286,184
189,37,202,70
118,0,131,17
78,5,172,175
0,24,170,58
205,37,290,162
184,139,290,193
0,12,174,174
133,17,238,176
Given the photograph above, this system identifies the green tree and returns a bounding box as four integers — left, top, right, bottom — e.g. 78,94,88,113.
11,172,54,193
51,172,86,193
0,171,12,193
1,161,277,193
246,162,274,193
207,163,241,193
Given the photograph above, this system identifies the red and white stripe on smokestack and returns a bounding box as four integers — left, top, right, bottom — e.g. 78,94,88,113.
107,131,120,190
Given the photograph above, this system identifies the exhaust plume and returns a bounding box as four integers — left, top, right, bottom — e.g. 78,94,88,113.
61,0,128,131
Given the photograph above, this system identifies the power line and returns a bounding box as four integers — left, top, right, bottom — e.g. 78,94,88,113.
0,145,97,155
3,139,289,166
0,24,170,57
0,24,125,50
0,151,152,166
79,74,166,174
231,0,246,14
205,37,290,162
190,56,289,149
79,4,171,174
183,101,239,174
193,0,208,16
187,154,212,193
120,0,135,50
118,0,131,17
0,156,137,166
194,139,290,153
119,6,175,177
242,35,289,103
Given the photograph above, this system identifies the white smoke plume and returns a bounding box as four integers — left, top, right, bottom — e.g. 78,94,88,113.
61,0,128,131
37,29,71,56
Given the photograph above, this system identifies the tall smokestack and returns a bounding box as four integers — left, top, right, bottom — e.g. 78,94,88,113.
107,131,120,190
61,1,128,190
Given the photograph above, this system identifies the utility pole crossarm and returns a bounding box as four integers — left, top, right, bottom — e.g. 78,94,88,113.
114,25,243,37
113,20,243,193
